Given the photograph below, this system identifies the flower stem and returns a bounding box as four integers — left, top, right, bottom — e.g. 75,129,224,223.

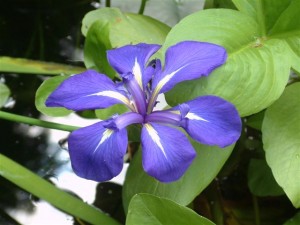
0,111,79,132
138,0,147,14
252,195,261,225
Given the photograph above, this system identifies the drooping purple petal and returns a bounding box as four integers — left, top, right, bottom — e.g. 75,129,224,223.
107,43,161,88
152,41,227,95
46,70,131,111
141,123,196,182
68,121,128,182
176,95,241,148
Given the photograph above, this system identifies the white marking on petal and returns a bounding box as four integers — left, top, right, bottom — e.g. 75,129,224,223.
148,69,183,112
132,57,143,88
186,113,209,122
87,91,130,105
94,129,114,154
144,124,167,159
156,66,184,91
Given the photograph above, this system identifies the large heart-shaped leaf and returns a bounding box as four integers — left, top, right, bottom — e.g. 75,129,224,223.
126,193,215,225
164,6,295,117
233,0,300,73
82,8,170,77
123,141,234,212
262,82,300,208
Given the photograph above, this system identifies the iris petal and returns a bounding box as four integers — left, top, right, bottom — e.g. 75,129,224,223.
152,41,227,95
46,70,131,111
141,123,196,182
107,43,161,88
176,96,241,148
68,121,128,182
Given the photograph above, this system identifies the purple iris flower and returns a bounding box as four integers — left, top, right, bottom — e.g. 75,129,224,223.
46,41,241,183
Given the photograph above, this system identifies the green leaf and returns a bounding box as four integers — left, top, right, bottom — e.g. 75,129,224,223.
232,0,300,73
123,140,234,212
84,22,116,78
0,57,85,75
126,193,215,225
35,76,72,117
262,82,300,208
0,83,10,108
269,0,300,73
247,158,284,197
245,111,265,130
232,0,293,35
82,8,170,77
95,104,128,120
0,154,120,225
163,8,293,117
284,212,300,225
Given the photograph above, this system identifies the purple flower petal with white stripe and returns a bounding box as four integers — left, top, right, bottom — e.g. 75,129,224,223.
141,123,196,182
68,112,143,181
68,121,128,181
46,70,131,111
151,41,227,95
175,95,242,148
107,43,160,88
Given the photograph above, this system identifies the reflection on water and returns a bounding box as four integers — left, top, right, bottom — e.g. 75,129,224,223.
0,1,98,224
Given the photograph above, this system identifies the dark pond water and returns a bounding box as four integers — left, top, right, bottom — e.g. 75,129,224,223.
0,1,99,224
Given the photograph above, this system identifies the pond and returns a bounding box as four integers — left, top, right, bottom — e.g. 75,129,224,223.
0,1,299,225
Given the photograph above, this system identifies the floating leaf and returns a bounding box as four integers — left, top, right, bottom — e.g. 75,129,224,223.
262,82,300,208
123,141,234,212
126,193,215,225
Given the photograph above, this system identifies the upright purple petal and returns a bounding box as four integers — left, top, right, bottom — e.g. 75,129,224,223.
152,41,227,95
107,43,161,88
68,121,128,182
176,96,241,148
46,70,131,111
141,123,196,182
